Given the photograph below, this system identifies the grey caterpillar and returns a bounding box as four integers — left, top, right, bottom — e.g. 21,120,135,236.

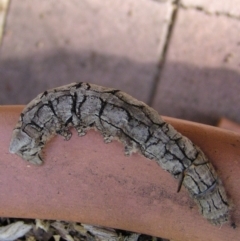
9,82,231,226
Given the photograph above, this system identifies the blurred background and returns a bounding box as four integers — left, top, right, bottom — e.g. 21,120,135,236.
0,0,240,126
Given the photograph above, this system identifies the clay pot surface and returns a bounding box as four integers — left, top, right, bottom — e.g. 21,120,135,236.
0,106,240,241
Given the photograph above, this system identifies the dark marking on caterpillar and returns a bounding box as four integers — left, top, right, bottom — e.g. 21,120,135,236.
9,82,233,226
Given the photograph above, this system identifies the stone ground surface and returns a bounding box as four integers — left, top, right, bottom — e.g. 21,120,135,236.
0,0,239,126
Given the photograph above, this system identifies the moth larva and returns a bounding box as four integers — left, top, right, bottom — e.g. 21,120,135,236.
9,82,232,226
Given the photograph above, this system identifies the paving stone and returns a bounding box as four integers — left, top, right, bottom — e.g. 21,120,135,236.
181,0,240,18
152,8,240,125
0,0,174,104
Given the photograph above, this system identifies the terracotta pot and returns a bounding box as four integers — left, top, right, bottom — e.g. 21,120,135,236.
0,106,240,241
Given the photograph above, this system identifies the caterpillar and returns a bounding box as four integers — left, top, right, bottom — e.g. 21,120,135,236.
9,82,231,226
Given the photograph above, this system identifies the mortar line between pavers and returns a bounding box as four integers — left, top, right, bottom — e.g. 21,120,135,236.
0,0,10,47
148,0,180,107
179,3,240,20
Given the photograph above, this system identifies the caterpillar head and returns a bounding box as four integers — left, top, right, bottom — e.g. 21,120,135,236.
9,128,43,165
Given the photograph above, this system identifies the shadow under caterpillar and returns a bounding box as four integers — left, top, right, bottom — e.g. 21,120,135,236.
9,82,233,226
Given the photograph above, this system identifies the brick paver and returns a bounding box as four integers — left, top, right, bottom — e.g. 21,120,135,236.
1,1,240,126
152,8,240,125
0,0,174,104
